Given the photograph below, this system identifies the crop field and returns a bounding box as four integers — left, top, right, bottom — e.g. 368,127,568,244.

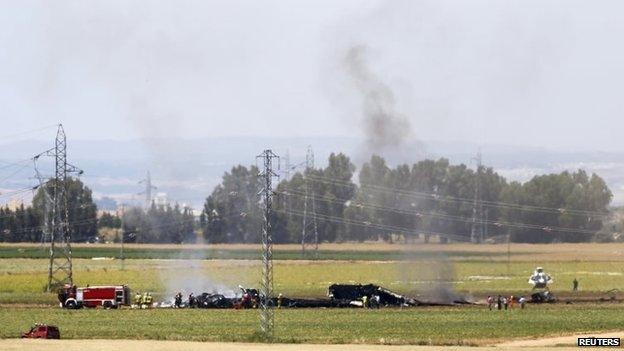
3,242,624,261
1,242,623,346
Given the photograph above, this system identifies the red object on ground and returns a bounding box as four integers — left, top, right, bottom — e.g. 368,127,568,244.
58,284,130,309
21,324,60,339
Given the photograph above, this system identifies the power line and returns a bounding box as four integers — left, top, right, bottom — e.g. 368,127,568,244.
0,124,59,145
0,163,33,187
0,185,39,200
275,189,601,236
303,174,608,218
277,208,472,243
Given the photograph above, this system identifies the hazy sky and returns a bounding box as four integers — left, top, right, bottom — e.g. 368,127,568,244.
2,0,624,151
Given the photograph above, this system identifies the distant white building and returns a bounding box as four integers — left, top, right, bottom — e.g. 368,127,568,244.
154,192,168,207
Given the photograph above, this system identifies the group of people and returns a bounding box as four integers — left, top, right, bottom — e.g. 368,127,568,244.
132,292,153,309
486,295,527,310
173,292,199,308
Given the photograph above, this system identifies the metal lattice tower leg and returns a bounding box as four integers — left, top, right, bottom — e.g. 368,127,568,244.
257,149,279,339
139,171,157,210
301,146,319,258
470,151,482,244
47,124,73,291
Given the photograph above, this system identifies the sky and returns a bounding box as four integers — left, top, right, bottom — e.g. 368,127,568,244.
1,1,624,152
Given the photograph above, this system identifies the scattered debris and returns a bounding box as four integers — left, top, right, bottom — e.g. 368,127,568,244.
328,284,420,306
530,290,556,303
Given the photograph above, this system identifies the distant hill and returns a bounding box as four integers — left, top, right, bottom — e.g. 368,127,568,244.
1,137,623,208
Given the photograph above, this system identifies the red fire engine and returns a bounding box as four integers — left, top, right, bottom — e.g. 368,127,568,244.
58,284,131,309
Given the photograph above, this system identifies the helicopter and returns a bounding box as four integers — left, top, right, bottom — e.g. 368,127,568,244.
528,267,553,289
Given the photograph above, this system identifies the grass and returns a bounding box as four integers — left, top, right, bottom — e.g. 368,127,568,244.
2,243,624,345
4,241,624,261
1,258,623,304
0,245,511,261
1,305,623,345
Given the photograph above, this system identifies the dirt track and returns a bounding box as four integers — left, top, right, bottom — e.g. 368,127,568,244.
496,330,623,347
2,338,621,351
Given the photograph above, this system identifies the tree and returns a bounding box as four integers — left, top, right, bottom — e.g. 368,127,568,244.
200,165,262,243
98,212,121,228
32,177,98,242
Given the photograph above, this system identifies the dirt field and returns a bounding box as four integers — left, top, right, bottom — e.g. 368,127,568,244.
497,330,623,347
0,339,614,351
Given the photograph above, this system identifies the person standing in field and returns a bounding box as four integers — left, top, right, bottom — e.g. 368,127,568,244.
141,292,148,309
497,295,502,310
502,296,508,310
509,295,514,309
487,295,493,310
519,296,527,309
573,278,579,291
133,291,142,308
174,292,182,308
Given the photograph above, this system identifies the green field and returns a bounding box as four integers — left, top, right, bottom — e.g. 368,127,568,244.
0,245,511,261
2,243,624,345
1,258,623,304
1,305,623,345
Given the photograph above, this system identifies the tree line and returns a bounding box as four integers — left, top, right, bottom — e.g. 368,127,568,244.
0,153,613,244
200,154,612,244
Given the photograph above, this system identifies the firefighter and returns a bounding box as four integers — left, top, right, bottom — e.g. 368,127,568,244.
141,292,148,309
133,291,142,308
251,296,258,309
145,293,153,308
242,292,251,309
174,292,182,308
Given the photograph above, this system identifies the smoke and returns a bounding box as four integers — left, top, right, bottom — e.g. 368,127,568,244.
158,239,248,300
343,44,422,163
161,260,239,300
399,250,467,304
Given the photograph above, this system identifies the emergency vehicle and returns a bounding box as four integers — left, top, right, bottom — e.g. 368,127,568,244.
58,284,131,309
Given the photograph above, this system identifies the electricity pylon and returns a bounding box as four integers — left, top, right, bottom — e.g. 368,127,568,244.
35,125,83,292
301,146,319,258
257,149,279,339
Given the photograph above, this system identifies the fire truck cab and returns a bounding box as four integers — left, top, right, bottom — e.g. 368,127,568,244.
58,284,130,309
